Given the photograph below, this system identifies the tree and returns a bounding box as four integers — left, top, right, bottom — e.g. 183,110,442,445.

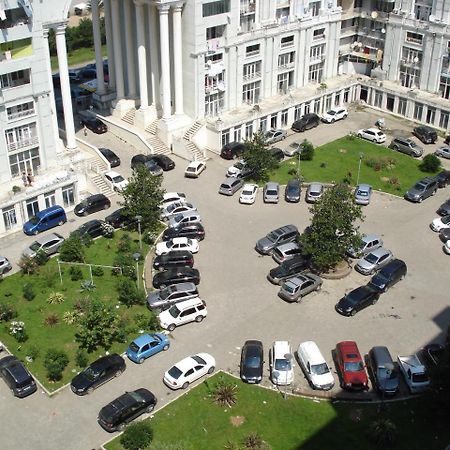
120,422,153,450
427,342,450,421
300,184,364,272
117,278,146,307
419,154,441,173
299,139,315,161
121,165,164,232
59,233,85,262
243,132,279,182
44,349,69,382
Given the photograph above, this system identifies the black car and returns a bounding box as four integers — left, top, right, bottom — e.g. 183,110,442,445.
148,154,175,171
285,178,301,203
412,125,437,144
105,208,133,229
291,113,320,132
368,259,407,293
71,354,126,395
220,141,246,160
80,117,108,134
335,286,381,316
269,147,284,162
436,170,450,188
152,267,200,289
98,388,157,432
162,222,205,241
153,250,194,270
439,228,450,242
130,154,149,169
78,68,97,82
73,219,105,239
0,356,37,398
130,154,163,175
419,344,446,367
74,194,111,216
267,256,310,285
240,340,264,384
437,199,450,216
99,147,121,168
445,135,450,145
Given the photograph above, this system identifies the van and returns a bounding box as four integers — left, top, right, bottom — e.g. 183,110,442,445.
158,297,207,331
368,258,407,292
23,205,67,236
297,341,334,390
220,142,246,160
367,346,399,396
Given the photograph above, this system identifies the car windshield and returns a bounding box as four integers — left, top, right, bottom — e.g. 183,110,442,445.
283,283,298,294
234,162,244,170
357,190,368,196
220,184,230,190
412,373,429,383
159,286,174,300
129,391,145,403
173,214,183,223
275,358,291,371
373,272,389,285
379,368,397,380
309,190,320,196
267,231,281,242
410,141,417,147
168,365,183,379
311,363,329,375
344,361,363,372
364,253,379,264
29,242,41,252
186,167,196,172
167,203,180,213
343,294,359,305
112,175,124,183
83,367,99,381
326,110,336,115
192,355,207,365
266,131,275,138
129,342,140,353
245,355,261,368
266,189,278,196
442,216,450,224
168,305,181,318
414,183,426,191
242,189,254,196
28,216,39,225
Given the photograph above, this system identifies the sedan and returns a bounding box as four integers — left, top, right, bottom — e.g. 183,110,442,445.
269,340,294,385
81,117,107,134
99,147,120,167
263,182,279,203
149,154,175,171
272,242,304,264
104,171,128,192
357,128,386,143
73,220,105,239
163,353,215,390
162,223,205,242
152,267,200,289
435,146,450,159
240,340,264,384
0,256,12,275
321,106,348,123
355,247,393,275
335,341,369,391
126,333,170,364
239,184,258,204
437,199,450,216
264,129,287,144
185,161,206,178
335,285,381,316
354,184,372,205
105,208,132,229
278,273,322,303
155,237,199,256
160,202,197,221
22,233,65,258
285,178,301,203
283,142,302,157
430,215,450,232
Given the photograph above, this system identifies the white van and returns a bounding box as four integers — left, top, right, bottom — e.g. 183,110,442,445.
297,341,334,390
158,297,207,331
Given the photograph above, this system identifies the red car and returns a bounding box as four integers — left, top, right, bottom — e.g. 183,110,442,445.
335,341,368,391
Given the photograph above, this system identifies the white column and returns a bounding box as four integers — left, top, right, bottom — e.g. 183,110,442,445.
91,0,106,95
158,4,172,119
172,3,184,115
55,25,76,150
135,1,148,109
103,0,115,90
148,4,160,108
111,0,125,99
124,0,136,98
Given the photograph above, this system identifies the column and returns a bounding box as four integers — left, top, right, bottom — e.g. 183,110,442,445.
111,0,125,99
124,0,136,98
91,0,106,95
148,5,160,108
135,1,148,110
55,25,76,150
103,0,115,90
158,4,172,119
172,3,184,115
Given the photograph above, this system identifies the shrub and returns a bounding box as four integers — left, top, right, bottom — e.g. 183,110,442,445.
419,154,441,173
75,348,88,367
74,297,90,313
59,233,84,262
18,256,38,275
80,280,96,292
117,278,146,307
367,418,397,447
113,253,136,278
120,422,153,450
241,433,271,450
101,222,115,238
0,303,17,322
91,266,104,277
22,283,35,301
44,314,59,327
143,231,158,245
47,292,65,304
80,233,93,248
41,265,59,288
117,233,132,253
27,345,40,360
211,377,238,408
34,249,49,266
44,349,69,382
63,311,79,325
69,266,83,281
299,140,314,161
9,321,28,343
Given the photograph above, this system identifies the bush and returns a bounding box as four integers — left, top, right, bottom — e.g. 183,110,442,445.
69,266,83,281
143,231,158,245
211,377,238,408
367,418,397,447
9,321,28,343
0,303,17,322
75,348,88,367
80,280,96,292
63,311,79,325
113,253,136,278
117,233,132,253
27,345,40,360
34,249,49,266
120,422,153,450
91,266,104,277
80,233,93,248
59,234,84,262
419,154,441,173
117,278,146,307
47,292,65,304
299,140,315,161
18,256,38,275
41,265,59,288
44,314,59,327
44,349,69,382
22,283,35,301
74,297,90,314
101,222,115,238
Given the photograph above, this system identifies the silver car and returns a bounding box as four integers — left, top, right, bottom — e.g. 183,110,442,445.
0,256,12,275
435,146,450,160
263,182,279,203
354,184,372,205
355,247,394,275
168,211,202,229
160,202,197,221
218,177,244,196
272,242,303,264
22,233,65,258
347,234,383,258
306,183,324,203
264,129,287,144
278,274,322,303
147,282,199,310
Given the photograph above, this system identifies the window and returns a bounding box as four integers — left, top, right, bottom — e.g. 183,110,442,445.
414,3,431,20
426,107,435,125
259,116,267,132
206,25,226,40
440,75,450,100
205,53,223,67
234,127,242,142
400,66,420,88
242,81,260,104
278,52,295,69
313,28,325,40
440,111,449,129
281,109,288,126
44,191,56,209
414,103,424,121
243,61,261,80
205,92,225,117
26,197,39,219
205,71,225,94
343,88,350,103
308,62,323,82
245,122,253,138
310,1,321,16
221,129,230,147
335,92,340,106
7,101,34,121
277,71,294,94
3,207,18,231
0,69,31,89
5,122,38,152
270,114,277,128
398,98,407,116
295,104,303,120
62,185,75,207
374,91,383,108
314,100,321,113
9,147,40,178
325,95,332,110
310,44,325,60
353,0,362,7
401,47,422,65
406,32,423,45
304,102,311,114
246,44,260,57
202,0,230,17
281,35,294,48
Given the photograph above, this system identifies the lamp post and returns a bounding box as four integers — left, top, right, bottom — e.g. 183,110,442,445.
356,152,364,185
297,144,303,179
135,215,142,250
283,353,293,399
133,252,141,289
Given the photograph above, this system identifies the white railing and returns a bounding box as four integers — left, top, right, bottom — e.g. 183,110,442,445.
278,62,295,70
243,71,261,81
7,108,35,121
6,135,39,151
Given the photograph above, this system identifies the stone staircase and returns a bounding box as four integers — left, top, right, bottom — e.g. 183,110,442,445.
85,157,114,196
122,108,136,126
183,121,203,140
91,173,113,196
145,121,158,135
182,120,206,161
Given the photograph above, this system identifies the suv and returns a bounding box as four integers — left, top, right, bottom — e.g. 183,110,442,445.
292,113,320,132
413,125,437,144
368,259,407,293
218,177,244,196
147,282,199,310
255,224,299,255
404,177,438,203
0,356,37,398
221,142,246,160
74,194,111,216
153,250,194,270
437,199,450,216
163,223,205,241
268,147,284,161
267,256,310,284
158,297,207,331
152,267,200,289
388,137,423,157
263,182,280,203
367,346,399,396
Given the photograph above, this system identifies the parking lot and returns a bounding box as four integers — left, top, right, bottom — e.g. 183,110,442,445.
0,109,449,450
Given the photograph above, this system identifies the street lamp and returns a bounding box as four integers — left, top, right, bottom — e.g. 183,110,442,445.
133,252,141,289
297,144,303,179
135,215,142,250
356,152,364,185
283,353,294,399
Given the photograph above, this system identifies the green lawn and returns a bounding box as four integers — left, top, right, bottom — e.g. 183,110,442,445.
51,45,107,71
0,230,150,391
105,372,450,450
272,136,438,196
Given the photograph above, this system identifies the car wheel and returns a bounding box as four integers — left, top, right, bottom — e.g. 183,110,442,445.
432,189,437,196
117,423,125,432
58,220,64,226
87,387,94,394
146,404,155,413
104,204,109,210
392,145,399,152
182,382,189,389
418,197,423,203
115,369,123,377
372,297,379,305
83,211,88,216
195,315,204,323
167,323,176,332
163,344,170,351
343,114,348,119
331,118,335,123
350,309,357,316
138,357,145,364
357,133,363,138
208,366,215,374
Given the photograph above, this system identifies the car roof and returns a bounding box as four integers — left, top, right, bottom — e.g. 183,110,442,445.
173,354,205,371
378,258,406,273
357,184,371,191
273,340,291,358
265,182,279,188
361,234,381,243
168,237,190,244
132,333,158,347
163,192,186,201
298,341,325,364
337,341,361,359
0,356,31,382
91,354,122,369
276,242,299,252
308,183,323,191
105,170,121,178
32,233,64,245
171,297,203,309
164,282,197,292
242,183,257,190
366,247,390,258
187,161,204,168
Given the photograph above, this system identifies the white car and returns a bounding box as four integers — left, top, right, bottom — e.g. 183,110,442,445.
297,341,335,390
226,160,246,178
185,161,206,178
104,171,128,192
160,202,197,220
430,215,450,232
283,142,302,157
357,128,386,143
163,353,215,390
160,192,187,208
239,184,258,204
321,107,348,123
269,340,294,386
155,237,199,256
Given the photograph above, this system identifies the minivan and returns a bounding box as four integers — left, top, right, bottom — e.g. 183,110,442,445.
220,142,246,160
367,346,399,396
368,258,407,293
23,205,67,235
74,194,111,216
158,297,207,331
297,341,335,390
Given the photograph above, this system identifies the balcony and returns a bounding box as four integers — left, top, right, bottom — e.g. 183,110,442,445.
7,107,35,122
278,61,295,70
243,71,261,81
6,135,39,152
240,2,255,15
205,81,226,95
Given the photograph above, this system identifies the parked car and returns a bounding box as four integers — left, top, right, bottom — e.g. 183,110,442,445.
368,259,407,293
436,170,450,188
155,237,199,256
162,223,205,242
0,256,12,275
437,199,450,216
445,135,450,145
226,160,249,178
168,211,202,229
278,273,322,302
268,256,310,285
130,154,149,169
297,341,334,390
263,182,280,203
419,343,446,368
444,240,450,255
357,128,386,143
355,247,394,275
219,177,244,196
99,147,120,167
22,233,65,258
440,228,450,242
0,356,37,398
73,219,105,239
131,154,163,176
435,146,450,159
160,202,197,221
321,106,348,123
70,354,126,395
23,205,67,235
335,285,381,316
148,154,175,171
163,353,215,389
147,282,199,310
354,184,372,205
158,297,206,331
285,178,301,203
335,341,368,391
220,141,246,160
413,125,437,144
240,340,264,384
78,68,97,81
367,346,399,397
185,161,206,178
272,242,304,264
292,113,320,132
152,267,200,289
268,147,284,162
265,129,287,144
283,142,302,157
98,388,157,432
104,170,128,192
388,137,423,157
430,215,450,232
80,117,107,134
305,183,324,203
404,177,438,203
105,208,132,229
347,234,383,258
153,250,194,271
239,183,258,204
126,333,170,364
160,192,187,207
74,194,111,216
255,224,299,255
269,341,294,385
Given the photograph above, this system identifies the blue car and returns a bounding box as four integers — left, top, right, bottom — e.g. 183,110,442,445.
126,333,170,364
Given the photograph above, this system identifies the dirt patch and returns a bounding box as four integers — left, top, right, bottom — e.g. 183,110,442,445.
230,416,245,427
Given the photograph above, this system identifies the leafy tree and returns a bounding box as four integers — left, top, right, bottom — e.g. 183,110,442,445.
117,278,146,307
121,165,164,232
44,349,69,382
300,184,364,272
34,249,49,266
22,283,35,301
243,132,279,183
18,255,38,275
419,154,441,173
59,233,85,263
120,422,153,450
299,139,315,161
75,348,89,368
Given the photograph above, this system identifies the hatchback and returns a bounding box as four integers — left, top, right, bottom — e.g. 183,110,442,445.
285,178,301,202
263,182,280,203
354,184,372,205
357,128,386,143
265,129,287,144
104,170,128,192
226,160,253,178
437,199,450,216
152,267,200,289
185,160,206,178
306,183,324,203
321,107,348,123
156,237,199,256
255,224,299,255
105,208,132,229
81,117,107,134
335,341,368,391
292,113,320,132
99,147,120,167
355,247,393,275
73,219,105,239
240,340,264,384
153,250,194,271
269,341,294,385
148,154,175,171
267,256,310,284
218,177,244,196
239,184,258,204
0,256,12,275
126,333,170,364
413,125,437,144
22,233,65,258
404,177,438,203
162,223,205,242
160,192,187,207
0,356,37,398
388,137,423,157
272,242,303,264
160,202,197,221
278,273,322,302
335,285,381,316
430,215,450,232
347,234,383,258
368,258,407,293
74,194,111,216
168,211,202,229
147,282,199,310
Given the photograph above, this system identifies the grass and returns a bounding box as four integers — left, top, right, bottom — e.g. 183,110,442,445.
272,136,439,196
0,230,150,391
105,372,450,450
50,45,107,71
